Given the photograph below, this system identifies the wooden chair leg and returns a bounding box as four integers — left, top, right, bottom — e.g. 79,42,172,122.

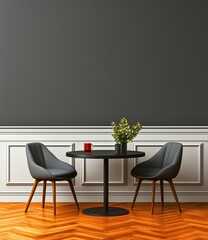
68,179,80,210
168,179,182,213
52,181,56,216
42,180,47,208
160,180,164,206
132,178,143,209
25,179,39,213
151,180,157,214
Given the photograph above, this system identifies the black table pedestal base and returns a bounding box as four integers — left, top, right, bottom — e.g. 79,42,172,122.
82,206,129,216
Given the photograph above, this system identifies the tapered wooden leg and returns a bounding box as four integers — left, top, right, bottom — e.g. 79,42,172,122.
68,179,80,210
168,179,182,213
42,181,47,208
160,180,164,206
151,180,157,214
132,178,143,209
52,181,56,216
25,179,39,213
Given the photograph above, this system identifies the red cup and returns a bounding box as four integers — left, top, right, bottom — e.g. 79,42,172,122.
84,143,93,152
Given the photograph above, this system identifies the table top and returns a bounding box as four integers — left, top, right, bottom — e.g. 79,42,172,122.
66,150,145,159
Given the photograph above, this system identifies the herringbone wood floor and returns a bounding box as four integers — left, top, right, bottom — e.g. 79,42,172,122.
0,202,208,239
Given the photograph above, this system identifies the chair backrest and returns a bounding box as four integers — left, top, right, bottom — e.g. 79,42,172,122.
26,142,77,181
131,142,183,180
162,142,183,168
26,142,47,168
26,142,61,179
157,142,183,179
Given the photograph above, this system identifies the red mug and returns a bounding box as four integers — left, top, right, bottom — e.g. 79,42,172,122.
84,143,93,152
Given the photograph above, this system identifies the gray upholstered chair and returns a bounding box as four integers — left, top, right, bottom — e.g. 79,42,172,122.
131,142,183,213
25,142,79,215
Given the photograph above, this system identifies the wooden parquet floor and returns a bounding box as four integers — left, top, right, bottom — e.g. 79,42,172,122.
0,202,208,240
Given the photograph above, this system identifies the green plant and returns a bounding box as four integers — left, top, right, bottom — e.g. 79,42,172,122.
111,117,142,144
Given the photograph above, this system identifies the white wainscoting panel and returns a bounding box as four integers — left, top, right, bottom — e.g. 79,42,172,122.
0,126,208,202
81,143,126,185
133,143,203,185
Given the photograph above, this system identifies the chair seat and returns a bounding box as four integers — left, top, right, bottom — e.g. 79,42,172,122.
47,168,77,178
131,167,162,179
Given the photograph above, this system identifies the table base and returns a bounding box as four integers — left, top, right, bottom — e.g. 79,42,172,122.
82,206,129,216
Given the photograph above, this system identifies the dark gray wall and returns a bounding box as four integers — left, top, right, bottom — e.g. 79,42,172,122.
0,0,208,126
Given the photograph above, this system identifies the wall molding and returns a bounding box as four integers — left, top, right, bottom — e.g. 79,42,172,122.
0,126,208,202
132,142,203,185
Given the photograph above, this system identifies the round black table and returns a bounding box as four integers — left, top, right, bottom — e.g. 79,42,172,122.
66,150,145,216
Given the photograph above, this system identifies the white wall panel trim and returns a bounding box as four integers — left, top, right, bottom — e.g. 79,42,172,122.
81,143,127,185
0,126,208,202
132,142,203,185
6,143,76,186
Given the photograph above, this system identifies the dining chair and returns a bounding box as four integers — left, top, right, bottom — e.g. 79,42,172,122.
131,142,183,213
25,142,79,215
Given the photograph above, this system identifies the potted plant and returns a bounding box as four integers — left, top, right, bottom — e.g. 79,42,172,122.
111,117,142,153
